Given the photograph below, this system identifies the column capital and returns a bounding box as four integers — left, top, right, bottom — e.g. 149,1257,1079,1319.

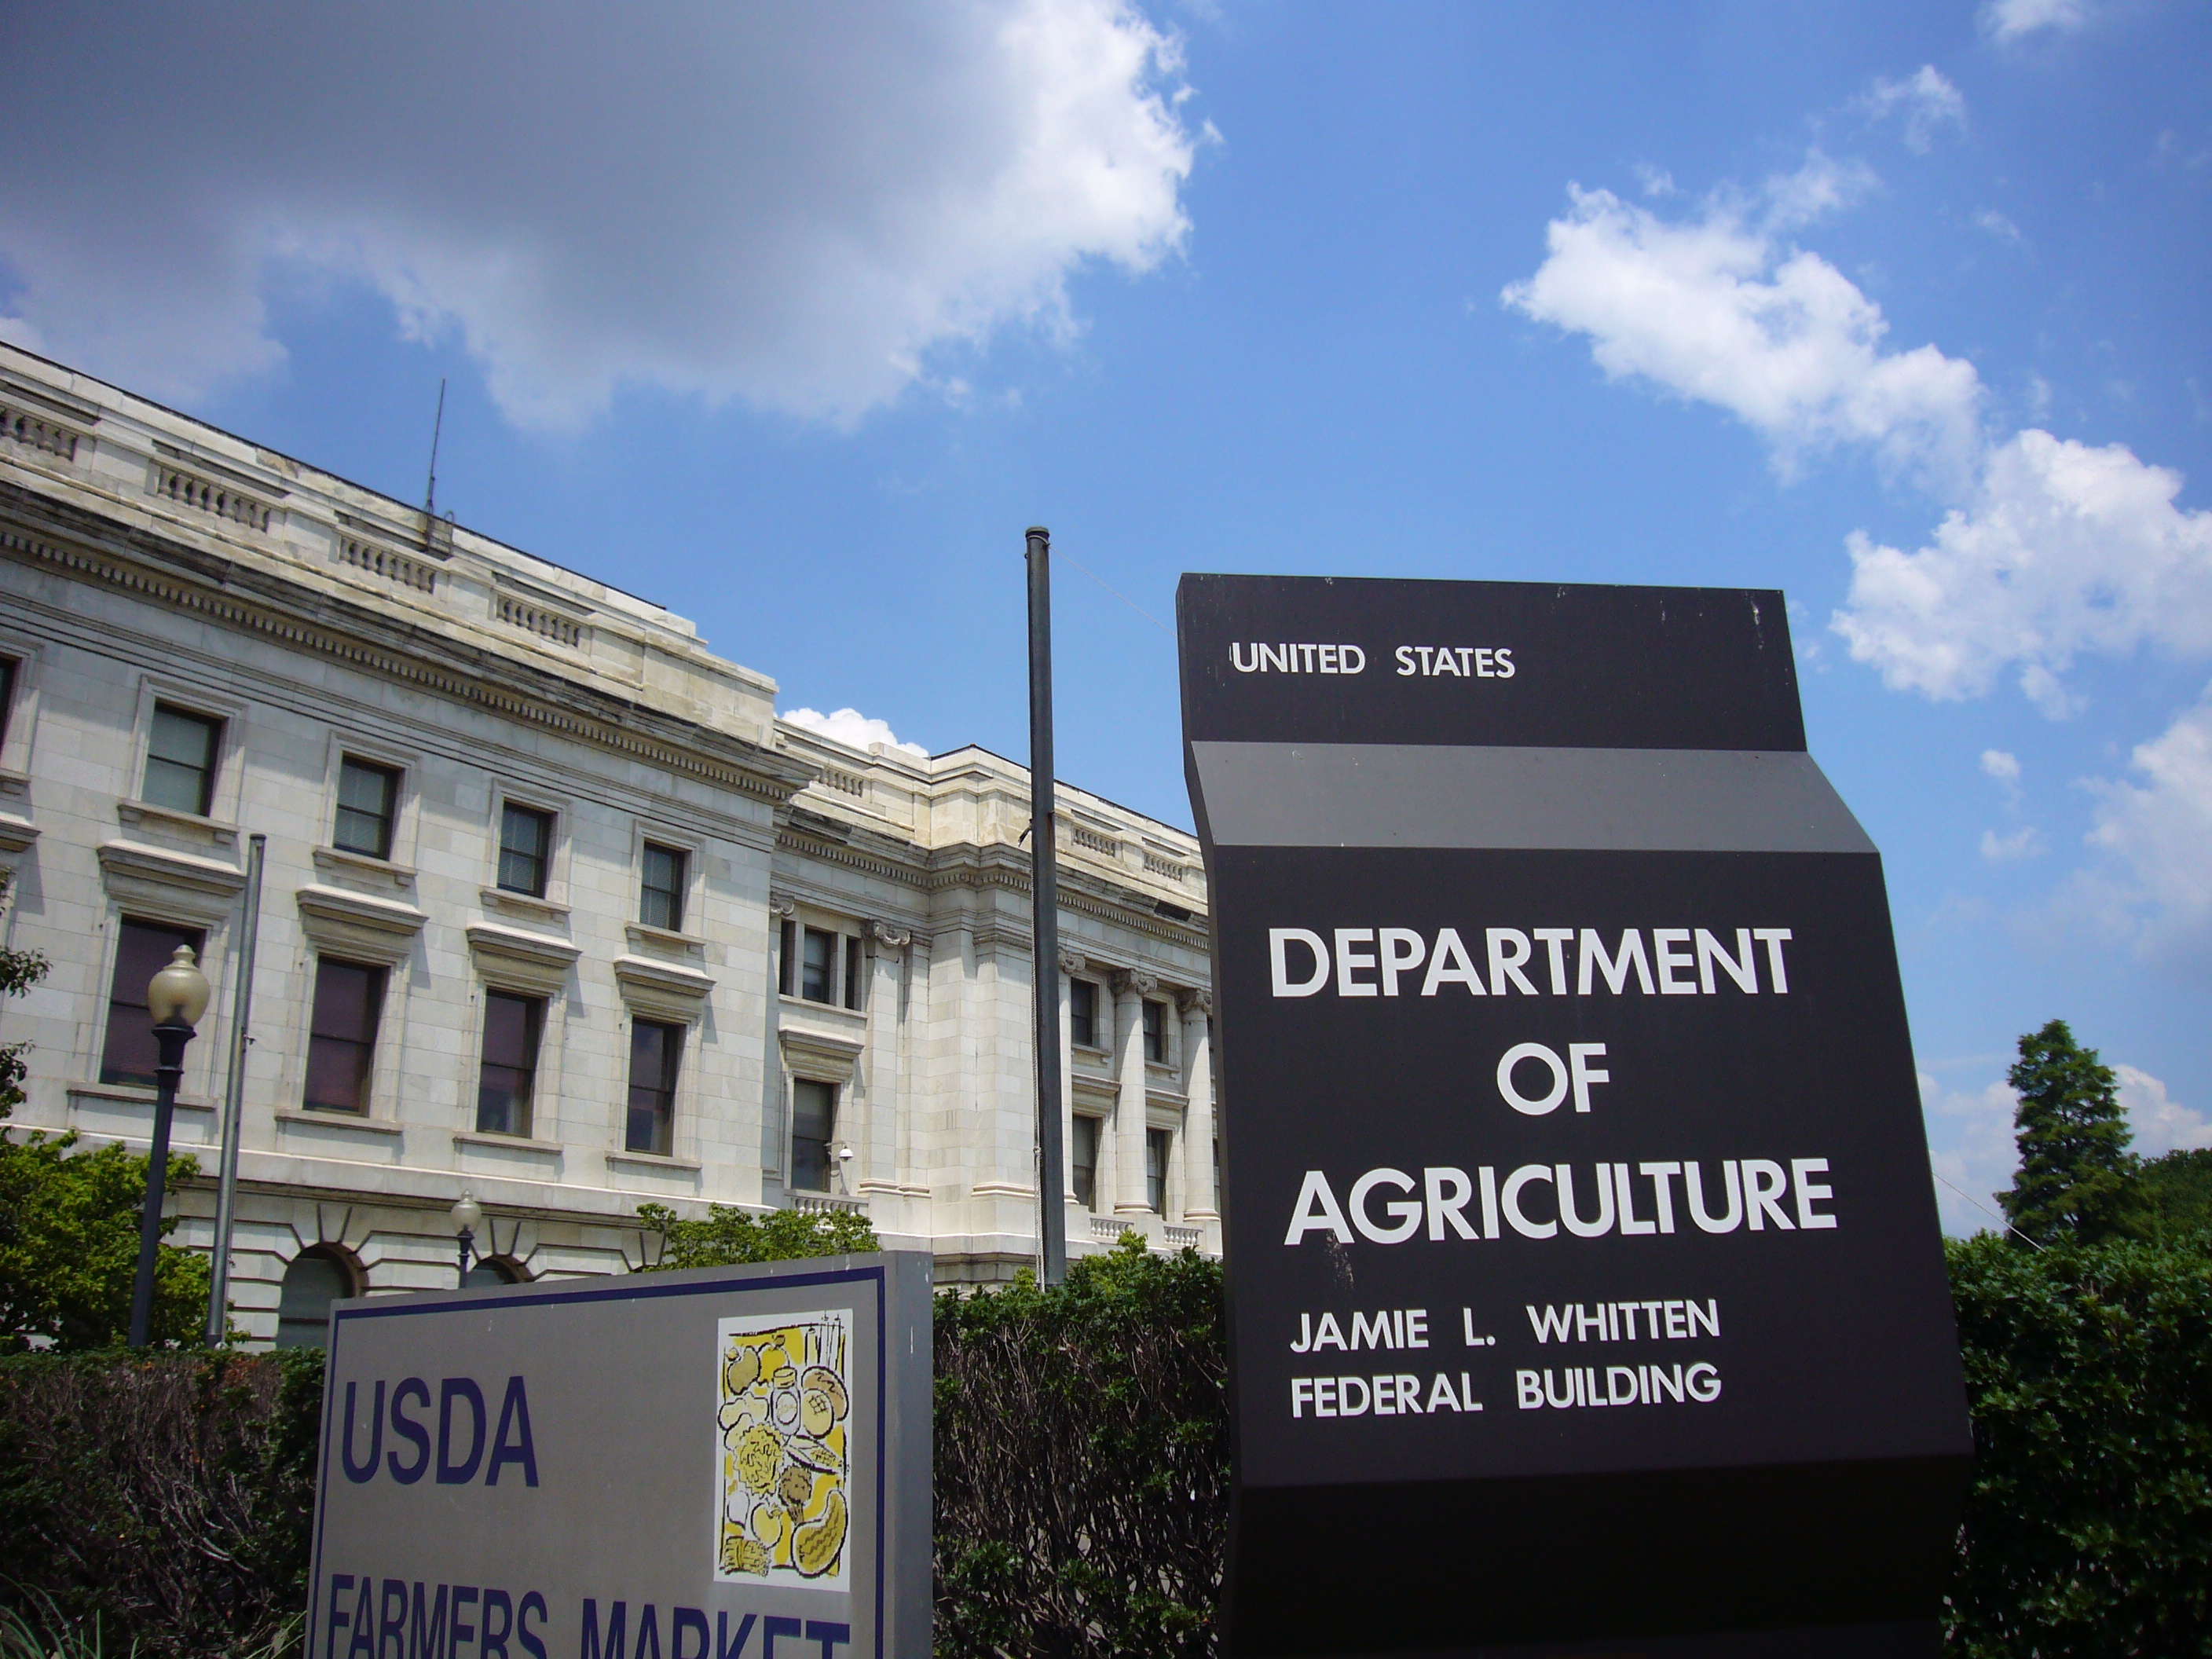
768,891,797,918
1057,947,1088,976
1177,987,1213,1017
868,919,912,950
1113,968,1159,999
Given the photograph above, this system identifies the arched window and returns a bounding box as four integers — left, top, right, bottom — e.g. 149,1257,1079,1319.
464,1256,525,1287
275,1247,357,1350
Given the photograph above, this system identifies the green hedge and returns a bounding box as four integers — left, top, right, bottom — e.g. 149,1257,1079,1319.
0,1347,322,1658
1943,1233,2212,1657
4,1238,2207,1657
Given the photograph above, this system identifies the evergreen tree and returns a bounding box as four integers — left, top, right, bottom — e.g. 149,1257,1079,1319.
1997,1018,2138,1245
2130,1147,2212,1243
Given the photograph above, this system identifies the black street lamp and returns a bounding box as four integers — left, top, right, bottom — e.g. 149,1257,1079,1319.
451,1192,483,1287
130,944,211,1349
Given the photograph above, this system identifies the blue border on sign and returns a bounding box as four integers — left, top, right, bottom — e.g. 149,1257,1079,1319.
307,1264,892,1659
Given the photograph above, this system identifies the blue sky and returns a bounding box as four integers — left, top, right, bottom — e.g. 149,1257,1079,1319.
5,0,2207,1229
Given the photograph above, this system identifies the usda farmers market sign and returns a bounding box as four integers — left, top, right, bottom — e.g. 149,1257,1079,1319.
1179,576,1970,1658
306,1254,932,1659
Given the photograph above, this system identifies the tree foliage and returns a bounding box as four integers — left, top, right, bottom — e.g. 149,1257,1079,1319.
1944,1232,2212,1657
2132,1148,2212,1244
1999,1019,2140,1245
633,1201,880,1269
0,873,208,1350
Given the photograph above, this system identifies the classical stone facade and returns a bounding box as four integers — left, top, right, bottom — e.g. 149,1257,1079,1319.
0,343,1215,1343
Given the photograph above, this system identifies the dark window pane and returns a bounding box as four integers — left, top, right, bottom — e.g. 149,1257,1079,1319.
476,992,543,1136
497,804,553,895
334,758,399,859
144,704,220,815
800,928,835,1003
1071,1115,1098,1210
778,919,796,996
1146,1127,1170,1213
0,657,17,748
789,1079,835,1192
101,919,204,1086
464,1258,519,1287
640,844,686,932
844,936,862,1009
303,959,383,1113
626,1018,683,1155
275,1250,351,1350
1069,980,1096,1048
1142,1000,1166,1064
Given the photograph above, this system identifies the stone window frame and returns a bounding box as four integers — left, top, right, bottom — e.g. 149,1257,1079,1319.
775,899,866,1014
627,816,708,940
317,728,423,871
484,778,576,909
0,624,47,782
126,673,251,828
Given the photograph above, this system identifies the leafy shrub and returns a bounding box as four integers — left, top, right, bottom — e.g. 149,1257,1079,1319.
933,1236,1228,1659
1944,1232,2212,1657
634,1202,880,1269
0,1347,323,1659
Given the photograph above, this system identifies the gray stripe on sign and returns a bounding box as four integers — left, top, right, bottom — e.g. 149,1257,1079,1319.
1190,742,1875,853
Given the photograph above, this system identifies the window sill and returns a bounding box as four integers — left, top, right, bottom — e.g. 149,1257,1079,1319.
778,993,864,1019
68,1080,217,1112
480,886,571,924
117,799,239,846
313,845,416,888
606,1148,703,1172
276,1107,404,1137
625,921,708,954
452,1129,564,1155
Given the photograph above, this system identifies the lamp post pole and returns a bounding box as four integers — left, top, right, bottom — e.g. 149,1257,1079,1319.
1025,526,1067,1286
130,945,210,1350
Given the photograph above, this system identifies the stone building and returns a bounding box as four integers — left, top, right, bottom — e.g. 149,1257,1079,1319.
0,342,1215,1345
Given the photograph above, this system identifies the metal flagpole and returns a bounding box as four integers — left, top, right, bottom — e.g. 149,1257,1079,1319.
1026,527,1068,1285
205,832,265,1345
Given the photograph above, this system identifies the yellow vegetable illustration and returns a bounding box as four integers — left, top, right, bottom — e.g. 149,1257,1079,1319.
721,1533,769,1577
793,1489,847,1579
735,1424,783,1492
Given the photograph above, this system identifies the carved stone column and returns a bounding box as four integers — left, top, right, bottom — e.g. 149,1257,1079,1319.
1113,969,1157,1216
1180,987,1218,1223
859,921,910,1194
1057,948,1086,1202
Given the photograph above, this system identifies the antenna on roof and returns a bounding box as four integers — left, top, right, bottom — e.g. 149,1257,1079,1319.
423,377,447,521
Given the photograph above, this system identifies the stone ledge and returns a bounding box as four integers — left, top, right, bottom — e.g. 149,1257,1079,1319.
276,1107,405,1137
605,1148,704,1174
454,1128,565,1156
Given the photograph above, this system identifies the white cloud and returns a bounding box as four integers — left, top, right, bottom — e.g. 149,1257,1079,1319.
1973,207,2024,244
1983,0,2095,42
1980,824,2045,859
1981,747,2022,786
0,1,1199,429
1833,431,2212,714
1920,1070,2020,1236
1500,160,1984,489
782,707,930,759
1856,67,1968,154
2078,686,2212,961
2116,1063,2212,1155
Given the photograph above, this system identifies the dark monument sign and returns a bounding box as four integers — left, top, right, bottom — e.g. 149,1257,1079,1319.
1179,576,1970,1658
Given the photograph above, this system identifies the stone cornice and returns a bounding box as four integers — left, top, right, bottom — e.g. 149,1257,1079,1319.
0,485,815,808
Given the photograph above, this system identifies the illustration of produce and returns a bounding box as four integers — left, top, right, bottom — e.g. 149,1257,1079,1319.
713,1309,853,1587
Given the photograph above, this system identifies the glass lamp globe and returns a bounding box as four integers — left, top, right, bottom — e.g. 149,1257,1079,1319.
450,1193,484,1235
146,944,213,1027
